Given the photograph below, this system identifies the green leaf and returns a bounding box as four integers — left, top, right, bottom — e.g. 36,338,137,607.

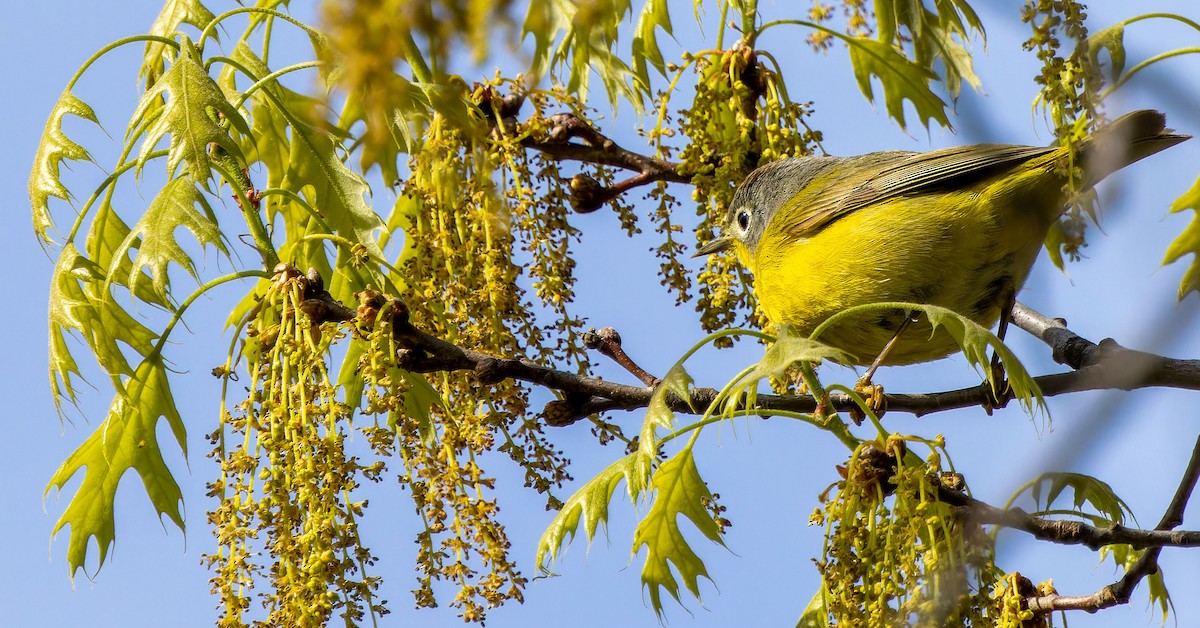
844,36,950,130
631,0,674,91
873,0,984,102
46,355,186,579
129,37,249,183
30,91,97,247
749,327,851,381
535,452,648,572
222,42,323,190
1088,23,1127,82
403,372,442,446
813,302,1045,417
1147,563,1174,622
48,245,159,413
640,363,692,477
796,584,830,628
521,0,645,112
1163,175,1200,300
84,202,171,310
1024,472,1132,525
281,121,386,262
107,176,229,305
141,0,217,86
921,304,1045,416
633,447,724,616
337,335,369,411
1098,544,1174,620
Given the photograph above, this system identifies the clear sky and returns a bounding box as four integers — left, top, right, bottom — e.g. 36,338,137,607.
5,1,1200,627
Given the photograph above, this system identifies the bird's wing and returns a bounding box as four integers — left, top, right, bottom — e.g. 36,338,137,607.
784,144,1057,237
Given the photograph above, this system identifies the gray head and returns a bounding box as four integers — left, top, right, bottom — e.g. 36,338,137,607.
694,156,841,257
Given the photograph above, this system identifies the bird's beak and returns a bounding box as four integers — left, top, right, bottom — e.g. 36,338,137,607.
693,236,733,257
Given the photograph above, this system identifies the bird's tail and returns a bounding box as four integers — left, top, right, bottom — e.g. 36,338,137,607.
1080,109,1190,187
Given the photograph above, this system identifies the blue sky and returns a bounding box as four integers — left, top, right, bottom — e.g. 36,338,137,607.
5,1,1200,626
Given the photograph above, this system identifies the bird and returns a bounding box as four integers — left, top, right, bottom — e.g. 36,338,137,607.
695,110,1189,367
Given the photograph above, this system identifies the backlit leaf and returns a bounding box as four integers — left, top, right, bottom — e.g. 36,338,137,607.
29,91,97,248
48,245,159,413
845,36,949,130
129,37,249,183
633,447,724,615
141,0,217,86
632,0,674,92
535,452,649,571
1163,175,1200,300
280,120,385,264
46,355,186,579
107,176,229,305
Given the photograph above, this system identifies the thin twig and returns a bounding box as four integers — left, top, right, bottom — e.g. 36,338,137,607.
582,327,660,387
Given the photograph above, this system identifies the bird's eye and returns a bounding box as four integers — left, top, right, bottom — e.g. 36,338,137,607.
736,209,750,231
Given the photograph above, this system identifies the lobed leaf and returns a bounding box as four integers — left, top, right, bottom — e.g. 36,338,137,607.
632,447,724,616
1163,175,1200,300
921,304,1045,417
1088,23,1127,82
221,42,322,190
876,0,985,100
522,0,646,112
632,0,674,94
30,91,97,248
107,176,230,306
535,452,648,572
45,355,187,579
141,0,217,86
84,201,171,311
48,244,159,414
812,302,1046,418
747,327,851,382
129,37,250,183
844,36,950,131
280,120,386,276
1025,472,1133,525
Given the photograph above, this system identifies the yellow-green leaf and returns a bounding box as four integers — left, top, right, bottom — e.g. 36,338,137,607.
48,244,159,413
1088,23,1127,82
632,0,674,90
633,447,724,615
46,355,186,579
141,0,217,86
84,202,171,310
1025,472,1132,525
107,176,229,305
30,91,97,248
797,584,831,627
521,0,645,111
845,36,950,130
535,452,649,572
129,37,249,182
1163,175,1200,300
280,121,385,262
813,302,1046,417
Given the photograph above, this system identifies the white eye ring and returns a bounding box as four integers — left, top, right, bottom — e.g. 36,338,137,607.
735,209,751,232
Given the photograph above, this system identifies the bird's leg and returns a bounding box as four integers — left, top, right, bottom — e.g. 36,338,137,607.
983,287,1017,414
850,313,914,423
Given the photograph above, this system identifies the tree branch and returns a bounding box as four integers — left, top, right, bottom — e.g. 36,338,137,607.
518,112,690,212
938,488,1200,551
1018,433,1200,615
374,301,1200,426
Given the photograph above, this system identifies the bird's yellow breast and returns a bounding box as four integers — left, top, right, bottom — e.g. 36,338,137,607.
743,172,1060,365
